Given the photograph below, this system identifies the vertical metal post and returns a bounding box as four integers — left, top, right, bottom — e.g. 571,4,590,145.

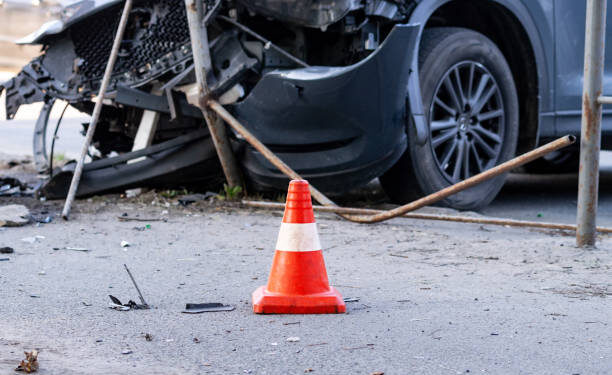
577,0,607,247
61,0,133,220
184,0,243,189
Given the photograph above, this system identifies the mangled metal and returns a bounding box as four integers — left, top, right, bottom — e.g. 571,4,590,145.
1,0,421,198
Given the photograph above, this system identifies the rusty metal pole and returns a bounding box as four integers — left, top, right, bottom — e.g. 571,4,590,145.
577,0,607,247
184,0,243,189
61,0,133,220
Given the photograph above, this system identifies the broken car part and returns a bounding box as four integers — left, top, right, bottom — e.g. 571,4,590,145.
182,303,235,313
39,129,220,199
108,295,147,311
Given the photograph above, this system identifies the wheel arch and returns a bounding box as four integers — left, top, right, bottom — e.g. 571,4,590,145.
408,0,552,154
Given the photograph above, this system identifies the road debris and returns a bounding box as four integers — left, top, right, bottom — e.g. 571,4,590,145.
144,333,153,341
125,188,143,198
343,344,375,351
53,247,90,252
118,215,164,222
33,216,53,224
0,258,9,261
108,295,147,311
124,264,150,308
178,192,216,206
0,204,31,227
120,240,131,248
286,337,300,342
0,246,14,254
0,177,30,197
343,297,360,303
182,303,236,313
121,350,133,355
15,350,38,373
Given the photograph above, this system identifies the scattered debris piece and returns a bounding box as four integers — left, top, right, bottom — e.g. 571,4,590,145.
15,350,38,373
283,321,301,326
178,192,216,206
371,372,384,375
306,343,328,347
193,337,200,343
32,215,53,224
343,297,360,303
0,205,31,227
0,177,30,197
120,240,130,248
38,271,46,275
144,333,153,341
118,216,164,222
389,253,410,259
286,337,300,342
108,295,147,311
82,301,92,306
0,246,14,254
125,188,143,198
343,344,375,351
121,350,132,355
53,247,90,252
0,258,9,262
305,368,314,373
182,303,235,314
21,236,45,244
124,264,149,308
467,256,500,261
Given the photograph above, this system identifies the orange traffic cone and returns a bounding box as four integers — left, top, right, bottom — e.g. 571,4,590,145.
252,180,345,314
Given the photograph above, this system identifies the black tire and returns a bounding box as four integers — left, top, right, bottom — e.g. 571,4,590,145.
381,27,519,210
523,148,579,174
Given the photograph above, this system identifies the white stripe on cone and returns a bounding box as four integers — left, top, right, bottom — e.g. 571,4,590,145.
275,223,321,252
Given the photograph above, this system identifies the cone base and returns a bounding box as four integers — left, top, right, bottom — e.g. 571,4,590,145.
252,286,346,314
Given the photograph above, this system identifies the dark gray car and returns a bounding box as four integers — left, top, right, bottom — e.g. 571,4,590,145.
0,0,602,209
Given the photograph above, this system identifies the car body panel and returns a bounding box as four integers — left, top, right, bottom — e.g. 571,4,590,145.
232,24,420,191
553,0,612,141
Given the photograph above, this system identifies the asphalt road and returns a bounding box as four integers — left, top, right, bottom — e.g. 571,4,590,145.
0,198,610,374
0,101,611,374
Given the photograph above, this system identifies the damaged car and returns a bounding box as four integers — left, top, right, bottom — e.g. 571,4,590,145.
0,0,592,209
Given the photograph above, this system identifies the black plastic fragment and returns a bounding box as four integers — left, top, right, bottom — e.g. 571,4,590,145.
182,303,235,314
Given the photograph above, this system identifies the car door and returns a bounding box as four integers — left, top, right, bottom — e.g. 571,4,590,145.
554,0,612,139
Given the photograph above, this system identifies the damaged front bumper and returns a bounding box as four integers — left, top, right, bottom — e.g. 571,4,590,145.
231,24,419,192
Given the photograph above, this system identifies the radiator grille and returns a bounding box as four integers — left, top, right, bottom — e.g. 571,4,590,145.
70,0,190,84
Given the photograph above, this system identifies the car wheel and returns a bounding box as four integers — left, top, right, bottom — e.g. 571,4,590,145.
381,27,519,210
